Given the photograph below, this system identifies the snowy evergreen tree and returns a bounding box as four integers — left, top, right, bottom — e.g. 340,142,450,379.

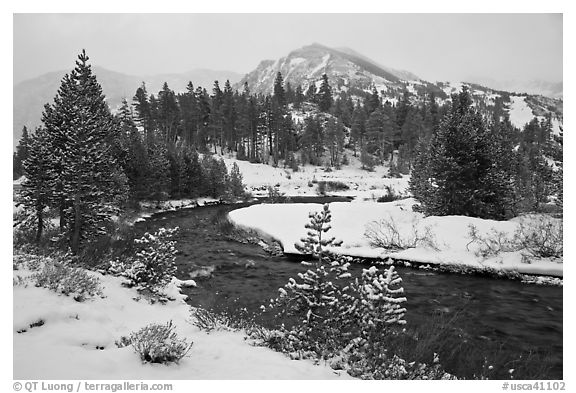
146,140,171,204
317,74,333,112
21,127,55,242
410,88,517,219
294,203,342,264
13,126,31,180
273,72,286,108
37,50,127,252
228,162,245,198
294,85,305,109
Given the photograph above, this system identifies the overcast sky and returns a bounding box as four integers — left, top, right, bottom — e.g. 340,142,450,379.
13,13,562,85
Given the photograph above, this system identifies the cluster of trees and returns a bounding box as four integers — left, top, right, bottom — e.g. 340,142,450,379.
410,88,562,220
15,51,245,253
14,52,562,252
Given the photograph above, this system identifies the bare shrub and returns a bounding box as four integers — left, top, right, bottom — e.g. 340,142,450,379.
122,321,193,364
466,225,517,258
364,216,438,251
466,216,562,260
190,308,232,333
513,216,563,259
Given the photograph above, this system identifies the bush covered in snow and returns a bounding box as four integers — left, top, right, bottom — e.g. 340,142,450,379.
118,320,193,364
109,227,178,292
376,185,403,203
364,215,438,251
32,259,103,302
260,204,453,379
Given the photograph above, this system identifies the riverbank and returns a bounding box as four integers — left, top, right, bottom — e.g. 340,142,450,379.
228,199,563,281
12,251,352,380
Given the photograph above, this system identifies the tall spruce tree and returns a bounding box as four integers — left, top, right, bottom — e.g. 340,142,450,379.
317,74,333,112
37,50,126,252
13,126,31,180
273,72,286,107
21,127,55,242
410,88,516,219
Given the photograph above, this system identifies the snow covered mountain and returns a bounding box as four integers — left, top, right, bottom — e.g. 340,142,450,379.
236,43,424,96
236,43,562,136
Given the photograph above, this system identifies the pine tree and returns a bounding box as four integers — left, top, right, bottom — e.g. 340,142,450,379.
410,88,517,219
365,86,381,115
294,85,305,109
146,140,170,204
21,127,55,242
301,115,324,165
132,82,154,143
273,72,286,107
365,107,393,164
182,148,205,197
38,50,126,252
157,82,180,144
294,204,342,264
325,118,345,167
305,83,317,103
13,126,31,180
350,104,367,156
228,162,245,198
317,74,333,112
124,123,149,201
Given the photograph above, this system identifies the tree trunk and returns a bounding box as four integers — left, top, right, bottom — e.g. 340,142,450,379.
71,194,81,254
35,205,43,243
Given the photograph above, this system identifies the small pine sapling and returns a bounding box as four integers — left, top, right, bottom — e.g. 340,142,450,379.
294,203,343,265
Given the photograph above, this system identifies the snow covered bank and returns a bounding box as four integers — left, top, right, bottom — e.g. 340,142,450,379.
13,259,352,380
228,199,563,278
132,197,224,223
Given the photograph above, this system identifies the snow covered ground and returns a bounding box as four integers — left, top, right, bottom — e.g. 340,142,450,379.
218,150,410,200
13,259,351,380
228,199,563,278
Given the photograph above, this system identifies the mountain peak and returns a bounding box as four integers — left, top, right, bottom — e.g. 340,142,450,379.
237,43,421,95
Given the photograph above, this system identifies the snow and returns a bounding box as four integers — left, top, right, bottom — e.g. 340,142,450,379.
13,262,352,380
289,57,306,68
217,150,410,199
310,54,331,76
228,199,563,278
508,96,534,129
550,117,563,137
441,82,465,96
133,198,221,223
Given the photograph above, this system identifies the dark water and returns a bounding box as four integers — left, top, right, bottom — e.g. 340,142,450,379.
135,200,563,378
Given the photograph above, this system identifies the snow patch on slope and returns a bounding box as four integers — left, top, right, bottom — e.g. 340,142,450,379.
508,96,534,129
310,54,331,76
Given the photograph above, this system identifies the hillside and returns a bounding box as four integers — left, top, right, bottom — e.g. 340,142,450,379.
235,43,562,135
